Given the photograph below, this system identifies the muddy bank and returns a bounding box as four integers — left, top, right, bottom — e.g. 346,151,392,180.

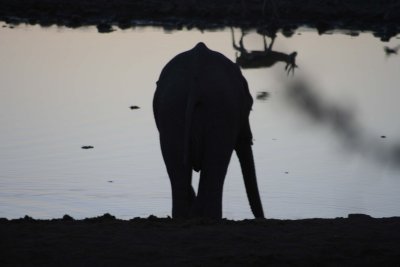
1,0,400,40
1,214,400,266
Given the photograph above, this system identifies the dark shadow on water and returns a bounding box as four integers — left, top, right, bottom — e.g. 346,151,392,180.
285,79,400,169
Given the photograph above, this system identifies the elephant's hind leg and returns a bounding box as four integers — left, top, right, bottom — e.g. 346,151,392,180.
160,135,196,218
170,167,196,218
191,130,235,219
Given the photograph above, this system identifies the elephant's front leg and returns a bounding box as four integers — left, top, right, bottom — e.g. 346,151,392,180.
160,133,196,218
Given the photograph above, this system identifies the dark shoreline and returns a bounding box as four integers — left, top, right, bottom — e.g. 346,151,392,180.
1,0,400,40
1,214,400,266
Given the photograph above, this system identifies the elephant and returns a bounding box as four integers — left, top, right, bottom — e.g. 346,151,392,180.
153,42,264,219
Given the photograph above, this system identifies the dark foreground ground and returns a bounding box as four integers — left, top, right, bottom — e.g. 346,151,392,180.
1,214,400,266
1,0,400,40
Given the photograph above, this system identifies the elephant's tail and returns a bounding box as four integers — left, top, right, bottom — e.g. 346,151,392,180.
183,89,200,171
183,43,207,171
235,142,265,219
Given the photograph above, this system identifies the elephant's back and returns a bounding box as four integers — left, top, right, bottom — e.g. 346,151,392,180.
156,43,245,102
154,42,251,131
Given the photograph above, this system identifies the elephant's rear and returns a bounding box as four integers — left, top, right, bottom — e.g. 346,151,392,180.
154,42,248,118
153,43,251,171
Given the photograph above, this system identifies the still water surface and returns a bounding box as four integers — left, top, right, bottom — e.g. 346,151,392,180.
1,24,400,219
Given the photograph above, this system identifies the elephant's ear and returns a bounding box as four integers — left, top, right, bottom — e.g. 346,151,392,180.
237,118,253,146
241,75,253,110
153,81,161,130
236,74,253,146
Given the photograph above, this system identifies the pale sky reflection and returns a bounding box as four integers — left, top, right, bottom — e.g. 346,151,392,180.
0,24,399,219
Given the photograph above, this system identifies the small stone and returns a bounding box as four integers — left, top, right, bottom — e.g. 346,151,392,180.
81,146,94,149
147,215,158,221
62,214,74,221
256,91,270,100
380,135,386,139
130,105,140,110
348,213,372,220
23,215,34,221
349,31,359,37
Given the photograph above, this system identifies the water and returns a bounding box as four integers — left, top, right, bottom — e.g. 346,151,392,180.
1,24,400,220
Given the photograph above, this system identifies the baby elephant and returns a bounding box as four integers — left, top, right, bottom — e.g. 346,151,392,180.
153,42,264,219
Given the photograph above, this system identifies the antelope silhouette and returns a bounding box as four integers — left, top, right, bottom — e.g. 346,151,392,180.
231,28,298,75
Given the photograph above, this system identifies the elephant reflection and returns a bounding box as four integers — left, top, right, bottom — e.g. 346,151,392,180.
153,42,264,219
231,28,298,75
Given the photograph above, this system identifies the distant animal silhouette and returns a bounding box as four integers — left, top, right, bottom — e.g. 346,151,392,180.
231,28,298,75
153,42,264,219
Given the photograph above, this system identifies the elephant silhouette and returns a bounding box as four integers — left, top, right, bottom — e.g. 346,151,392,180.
153,42,264,219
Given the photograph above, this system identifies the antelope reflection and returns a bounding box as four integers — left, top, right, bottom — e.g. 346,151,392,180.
231,29,298,75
